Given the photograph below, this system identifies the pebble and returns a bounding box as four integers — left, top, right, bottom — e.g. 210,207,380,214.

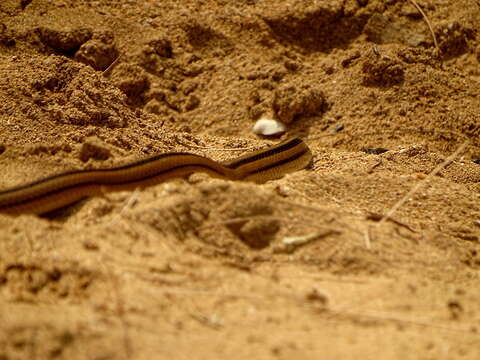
252,117,286,136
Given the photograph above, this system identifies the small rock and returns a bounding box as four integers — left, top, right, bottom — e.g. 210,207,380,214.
252,117,286,136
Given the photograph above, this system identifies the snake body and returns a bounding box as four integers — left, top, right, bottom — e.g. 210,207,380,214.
0,137,311,215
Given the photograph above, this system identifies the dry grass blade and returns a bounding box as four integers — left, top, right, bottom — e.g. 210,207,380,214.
379,140,469,226
103,53,122,76
407,0,440,56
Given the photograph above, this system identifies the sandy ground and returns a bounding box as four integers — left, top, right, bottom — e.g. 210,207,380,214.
0,0,479,359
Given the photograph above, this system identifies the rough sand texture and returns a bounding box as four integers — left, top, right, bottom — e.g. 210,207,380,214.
0,0,480,359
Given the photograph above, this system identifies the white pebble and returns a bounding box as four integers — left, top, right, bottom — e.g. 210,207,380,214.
252,117,286,136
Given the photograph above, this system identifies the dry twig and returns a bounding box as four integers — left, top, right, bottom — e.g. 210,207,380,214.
102,53,122,76
379,140,469,226
407,0,440,56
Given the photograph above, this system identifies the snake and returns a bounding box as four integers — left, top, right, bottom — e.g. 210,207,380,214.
0,137,312,215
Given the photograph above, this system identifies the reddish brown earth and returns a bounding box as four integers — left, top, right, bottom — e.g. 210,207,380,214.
0,0,479,359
